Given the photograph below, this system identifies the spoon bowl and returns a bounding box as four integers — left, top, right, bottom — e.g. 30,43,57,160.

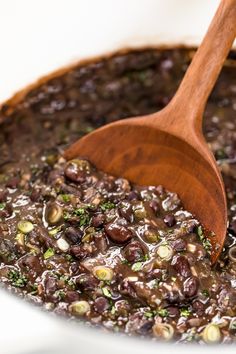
65,0,236,262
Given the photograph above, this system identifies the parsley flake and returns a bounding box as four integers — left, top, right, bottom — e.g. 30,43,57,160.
180,308,191,318
44,248,55,259
8,269,28,288
100,201,115,211
0,203,6,210
157,308,169,317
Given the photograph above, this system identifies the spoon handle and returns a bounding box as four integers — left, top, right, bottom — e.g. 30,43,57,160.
168,0,236,130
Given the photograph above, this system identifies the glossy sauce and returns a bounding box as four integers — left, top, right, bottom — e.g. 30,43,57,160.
0,48,236,343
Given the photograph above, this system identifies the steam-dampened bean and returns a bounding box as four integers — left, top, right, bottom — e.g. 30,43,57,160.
91,213,105,228
183,276,199,297
64,159,91,183
104,221,133,243
163,214,176,227
171,255,191,278
94,297,110,313
123,241,145,263
65,227,83,244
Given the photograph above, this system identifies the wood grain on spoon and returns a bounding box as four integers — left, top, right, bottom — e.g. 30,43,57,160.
65,0,236,262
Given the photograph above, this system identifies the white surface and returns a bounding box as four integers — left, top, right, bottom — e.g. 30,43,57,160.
0,0,236,353
1,0,234,103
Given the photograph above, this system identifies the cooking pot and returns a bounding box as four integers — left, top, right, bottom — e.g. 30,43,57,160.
0,0,235,353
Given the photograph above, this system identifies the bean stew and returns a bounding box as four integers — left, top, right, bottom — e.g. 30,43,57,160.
0,48,236,343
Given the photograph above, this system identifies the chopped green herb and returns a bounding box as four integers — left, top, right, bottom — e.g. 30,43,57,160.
197,226,204,238
121,259,129,265
30,284,38,295
180,308,191,318
202,289,209,297
8,269,28,288
131,262,143,272
63,211,71,221
55,290,66,300
100,201,115,211
60,194,71,202
202,238,212,253
65,254,73,262
59,274,75,288
143,254,149,261
196,226,212,254
44,248,55,259
0,203,6,210
102,287,112,298
157,308,169,317
73,207,90,226
144,311,154,318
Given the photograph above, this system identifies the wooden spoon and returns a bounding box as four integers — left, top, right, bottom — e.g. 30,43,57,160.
65,0,236,262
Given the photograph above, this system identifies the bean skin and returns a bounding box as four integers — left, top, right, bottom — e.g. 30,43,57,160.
94,297,110,313
122,241,144,263
91,213,105,227
105,221,132,243
171,255,191,278
164,214,176,227
183,277,199,297
65,227,83,244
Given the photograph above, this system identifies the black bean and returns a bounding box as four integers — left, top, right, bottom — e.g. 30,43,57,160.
0,203,13,218
163,214,176,227
138,320,154,335
48,170,64,184
145,269,163,281
45,277,57,295
165,290,181,304
60,183,81,197
229,220,236,235
171,238,186,252
30,188,42,202
94,297,110,313
70,244,92,259
0,189,8,202
183,277,199,297
119,201,133,222
64,159,91,183
167,306,180,318
6,176,20,189
76,274,98,291
65,227,83,244
127,191,139,201
91,213,105,228
94,232,108,253
171,255,191,278
20,255,42,274
192,300,205,316
119,279,137,298
123,241,144,263
65,291,80,302
105,221,132,243
149,200,159,214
